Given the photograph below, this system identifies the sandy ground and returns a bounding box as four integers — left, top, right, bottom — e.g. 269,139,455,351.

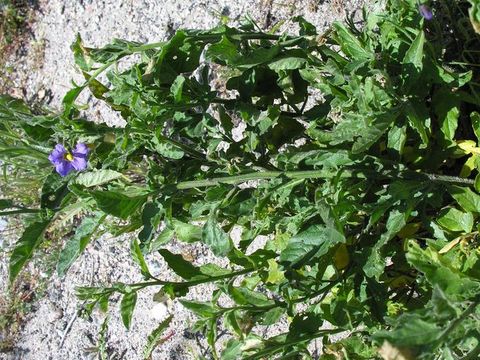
0,0,363,359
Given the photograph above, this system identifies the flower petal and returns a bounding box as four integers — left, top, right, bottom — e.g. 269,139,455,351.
55,160,74,177
71,156,88,171
419,4,433,20
73,143,89,156
48,144,67,165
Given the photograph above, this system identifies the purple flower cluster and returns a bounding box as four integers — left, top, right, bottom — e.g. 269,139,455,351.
48,143,89,177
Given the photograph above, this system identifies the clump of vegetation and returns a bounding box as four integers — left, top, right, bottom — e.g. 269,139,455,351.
1,0,480,358
0,272,40,353
0,0,37,94
0,0,34,50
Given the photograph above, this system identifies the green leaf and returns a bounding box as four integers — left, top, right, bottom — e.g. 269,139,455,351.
448,186,480,213
88,38,140,63
172,220,202,243
41,172,69,210
440,107,459,141
90,190,146,219
71,34,92,71
131,238,152,279
153,141,184,160
150,228,175,252
267,57,307,71
351,112,396,154
120,290,138,329
363,209,407,278
143,315,173,359
9,219,51,282
293,16,317,35
62,85,85,115
0,199,14,210
261,307,285,325
202,217,232,256
221,339,245,360
432,88,461,142
437,208,474,233
472,111,480,141
57,214,105,277
74,169,123,187
138,202,163,249
406,241,480,298
170,75,186,103
279,225,345,268
405,103,430,146
469,0,480,34
205,35,238,64
403,30,425,72
234,46,280,69
179,300,218,317
333,22,372,61
228,286,274,307
199,263,231,277
475,173,480,193
159,249,201,280
374,315,441,347
387,125,407,155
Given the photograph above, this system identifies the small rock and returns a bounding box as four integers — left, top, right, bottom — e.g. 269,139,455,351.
150,302,169,321
46,303,64,323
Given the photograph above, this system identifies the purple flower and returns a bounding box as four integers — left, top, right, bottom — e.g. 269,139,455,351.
48,143,89,177
419,4,433,20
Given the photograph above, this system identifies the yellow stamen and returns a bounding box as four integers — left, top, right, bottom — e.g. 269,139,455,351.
65,153,74,161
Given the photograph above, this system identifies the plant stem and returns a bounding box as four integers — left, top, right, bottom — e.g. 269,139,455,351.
423,173,475,185
176,169,342,189
133,267,255,289
0,208,42,216
175,168,475,190
193,32,285,42
126,32,297,55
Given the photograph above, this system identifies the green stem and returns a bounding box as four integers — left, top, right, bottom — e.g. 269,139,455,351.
130,41,165,52
133,267,255,289
124,32,294,56
193,32,285,42
424,173,475,185
0,208,42,216
211,98,300,118
175,169,475,190
176,169,341,189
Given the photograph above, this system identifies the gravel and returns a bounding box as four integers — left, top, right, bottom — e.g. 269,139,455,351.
0,0,364,359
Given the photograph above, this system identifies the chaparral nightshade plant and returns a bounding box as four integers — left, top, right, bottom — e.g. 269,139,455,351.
48,143,89,176
2,0,480,358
